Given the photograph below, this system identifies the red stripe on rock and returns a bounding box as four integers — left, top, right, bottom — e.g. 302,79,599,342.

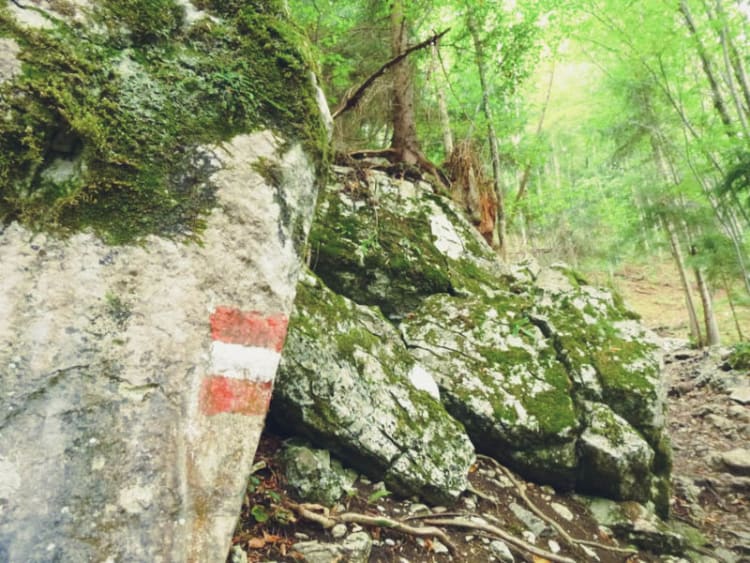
210,307,288,352
199,376,273,416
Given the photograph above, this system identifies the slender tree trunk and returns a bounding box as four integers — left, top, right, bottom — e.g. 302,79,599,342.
707,0,750,134
650,136,704,344
467,10,506,258
692,248,722,346
721,272,745,340
664,218,704,345
390,0,421,165
430,43,454,157
516,60,555,205
679,0,736,134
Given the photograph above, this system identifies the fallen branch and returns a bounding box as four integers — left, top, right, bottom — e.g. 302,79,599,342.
332,28,450,119
285,501,456,554
423,516,577,563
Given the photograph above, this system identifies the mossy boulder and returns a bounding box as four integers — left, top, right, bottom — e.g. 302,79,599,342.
271,269,475,505
0,0,327,243
286,165,671,513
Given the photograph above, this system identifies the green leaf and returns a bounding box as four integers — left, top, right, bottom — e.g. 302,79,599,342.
367,489,391,503
251,504,270,523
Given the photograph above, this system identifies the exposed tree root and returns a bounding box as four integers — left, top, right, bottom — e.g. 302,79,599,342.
476,454,638,556
423,516,577,563
285,501,457,555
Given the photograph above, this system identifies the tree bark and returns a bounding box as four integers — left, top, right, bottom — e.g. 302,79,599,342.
692,248,722,346
664,219,704,345
390,0,421,165
679,0,736,134
430,42,454,157
467,9,506,258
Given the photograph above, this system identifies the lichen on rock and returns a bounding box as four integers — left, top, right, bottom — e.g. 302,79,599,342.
271,269,475,505
282,163,672,514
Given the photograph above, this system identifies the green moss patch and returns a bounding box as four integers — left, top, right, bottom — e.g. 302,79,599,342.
0,2,326,243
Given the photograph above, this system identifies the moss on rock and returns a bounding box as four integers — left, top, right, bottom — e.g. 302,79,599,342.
0,2,327,243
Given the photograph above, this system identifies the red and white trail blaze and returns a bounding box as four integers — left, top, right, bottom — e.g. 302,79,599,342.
200,306,289,416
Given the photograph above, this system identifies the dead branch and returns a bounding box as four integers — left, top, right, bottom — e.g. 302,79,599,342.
332,28,450,119
423,516,577,563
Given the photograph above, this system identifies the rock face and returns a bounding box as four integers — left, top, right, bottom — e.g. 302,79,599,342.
275,164,671,513
0,2,326,562
272,270,475,505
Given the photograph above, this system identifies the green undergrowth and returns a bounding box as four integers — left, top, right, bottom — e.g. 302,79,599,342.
0,1,327,243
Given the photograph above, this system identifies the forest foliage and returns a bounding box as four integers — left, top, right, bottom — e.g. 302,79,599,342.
289,0,750,347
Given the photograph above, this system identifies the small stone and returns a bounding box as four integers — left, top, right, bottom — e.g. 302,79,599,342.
432,540,449,554
550,502,574,521
465,535,475,542
706,414,733,431
229,545,248,563
581,545,600,560
431,506,447,513
463,495,477,511
331,524,347,539
728,405,750,422
294,532,310,540
407,503,429,515
384,538,396,546
521,530,536,544
720,448,750,476
547,539,560,554
729,386,750,405
489,540,514,562
229,545,247,563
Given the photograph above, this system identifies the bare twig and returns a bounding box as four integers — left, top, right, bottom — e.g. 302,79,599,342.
332,28,450,119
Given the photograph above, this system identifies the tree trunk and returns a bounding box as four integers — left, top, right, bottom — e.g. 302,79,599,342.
664,219,704,345
430,43,454,157
709,0,750,135
692,251,722,346
467,9,506,258
390,0,421,164
679,0,736,134
721,272,744,340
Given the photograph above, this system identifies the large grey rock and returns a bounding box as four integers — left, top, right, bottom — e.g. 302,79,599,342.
271,271,475,505
0,131,318,562
1,2,328,560
292,165,671,514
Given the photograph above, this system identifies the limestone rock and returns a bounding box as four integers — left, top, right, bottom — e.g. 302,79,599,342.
285,165,671,513
586,498,687,555
293,531,372,563
719,449,750,476
0,3,326,560
280,441,357,505
271,271,475,505
578,402,654,503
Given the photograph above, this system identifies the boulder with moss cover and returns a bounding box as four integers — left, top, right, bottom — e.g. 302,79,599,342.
282,163,670,515
271,269,475,505
0,2,327,561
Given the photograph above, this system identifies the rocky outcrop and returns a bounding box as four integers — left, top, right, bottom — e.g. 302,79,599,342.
272,270,475,505
0,2,326,561
275,164,671,513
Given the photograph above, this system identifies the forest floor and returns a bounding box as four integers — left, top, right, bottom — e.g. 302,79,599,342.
228,261,750,563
